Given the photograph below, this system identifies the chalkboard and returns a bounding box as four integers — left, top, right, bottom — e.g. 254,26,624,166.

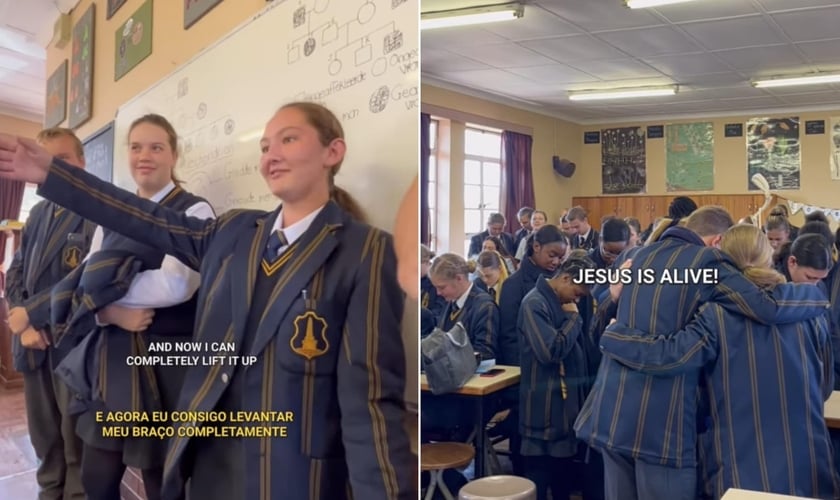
82,121,114,183
113,0,418,403
806,120,825,135
647,125,664,139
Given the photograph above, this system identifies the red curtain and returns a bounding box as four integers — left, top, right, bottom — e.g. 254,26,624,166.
500,131,535,234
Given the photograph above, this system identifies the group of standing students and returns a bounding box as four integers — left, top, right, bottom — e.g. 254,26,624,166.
2,102,415,500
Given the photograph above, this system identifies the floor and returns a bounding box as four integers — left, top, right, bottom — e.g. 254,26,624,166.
0,386,39,499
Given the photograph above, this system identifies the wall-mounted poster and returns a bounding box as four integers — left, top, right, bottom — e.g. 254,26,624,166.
107,0,128,19
45,60,68,128
82,121,115,183
115,0,153,81
665,122,714,192
185,0,224,29
68,4,94,129
746,117,800,190
830,118,840,180
601,126,646,194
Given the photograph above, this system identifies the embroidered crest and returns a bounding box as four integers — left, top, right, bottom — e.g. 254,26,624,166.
290,311,329,360
63,247,82,269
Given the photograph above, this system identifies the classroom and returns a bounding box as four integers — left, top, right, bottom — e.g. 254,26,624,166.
0,0,418,499
419,1,840,499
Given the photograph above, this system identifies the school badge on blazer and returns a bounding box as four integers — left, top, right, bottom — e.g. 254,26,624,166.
63,246,82,269
290,311,329,360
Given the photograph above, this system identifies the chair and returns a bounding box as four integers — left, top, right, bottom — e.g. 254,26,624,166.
421,442,475,500
458,475,537,500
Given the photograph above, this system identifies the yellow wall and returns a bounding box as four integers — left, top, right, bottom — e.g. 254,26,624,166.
579,114,839,227
422,84,580,251
424,84,839,235
0,113,41,138
46,0,268,140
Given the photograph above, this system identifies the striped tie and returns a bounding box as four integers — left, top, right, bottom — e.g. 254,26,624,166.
264,230,288,264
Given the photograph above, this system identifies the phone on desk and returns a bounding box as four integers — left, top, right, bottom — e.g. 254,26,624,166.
480,368,505,377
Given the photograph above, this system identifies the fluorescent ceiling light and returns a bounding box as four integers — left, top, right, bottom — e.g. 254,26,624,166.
568,86,678,101
421,3,523,30
625,0,699,8
752,73,840,88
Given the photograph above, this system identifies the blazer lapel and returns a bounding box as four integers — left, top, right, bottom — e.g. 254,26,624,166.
229,210,275,347
31,206,79,287
247,203,343,358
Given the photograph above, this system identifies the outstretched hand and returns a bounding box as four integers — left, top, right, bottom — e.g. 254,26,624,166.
0,134,52,184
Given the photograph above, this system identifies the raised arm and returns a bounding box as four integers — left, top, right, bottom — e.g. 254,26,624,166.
599,304,720,375
337,229,414,499
38,159,219,271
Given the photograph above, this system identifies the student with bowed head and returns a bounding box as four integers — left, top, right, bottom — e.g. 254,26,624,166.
0,102,415,500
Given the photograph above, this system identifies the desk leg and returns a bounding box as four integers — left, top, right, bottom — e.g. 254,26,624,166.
475,396,485,478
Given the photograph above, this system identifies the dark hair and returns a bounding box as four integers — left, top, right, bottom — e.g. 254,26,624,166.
517,207,534,219
668,196,697,220
835,227,840,255
791,234,832,271
685,206,733,237
805,211,829,225
769,204,790,217
526,225,568,257
567,206,587,222
764,214,790,233
129,114,182,185
279,102,366,222
483,236,512,259
602,218,630,244
624,217,641,235
554,252,596,280
476,250,504,270
799,221,834,248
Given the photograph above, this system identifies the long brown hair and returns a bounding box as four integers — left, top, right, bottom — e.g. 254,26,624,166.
279,102,366,222
128,114,182,185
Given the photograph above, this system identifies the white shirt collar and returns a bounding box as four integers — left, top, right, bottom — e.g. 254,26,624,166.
146,181,176,203
579,228,591,241
271,204,325,246
456,283,473,309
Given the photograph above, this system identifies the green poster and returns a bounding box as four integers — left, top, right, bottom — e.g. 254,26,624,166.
115,0,153,81
665,122,714,192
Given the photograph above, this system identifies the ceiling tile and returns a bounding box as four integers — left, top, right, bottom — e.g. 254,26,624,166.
713,45,807,72
654,1,759,23
643,53,732,76
756,0,840,12
595,26,703,58
779,91,840,105
419,48,492,72
762,84,838,96
420,26,509,49
435,69,547,95
448,42,558,69
565,58,665,81
536,0,664,32
771,6,840,42
481,5,581,41
796,39,840,64
677,72,749,86
521,35,626,63
679,16,788,50
505,64,600,85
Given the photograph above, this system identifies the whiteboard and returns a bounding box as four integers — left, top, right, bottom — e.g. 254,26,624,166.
113,0,419,403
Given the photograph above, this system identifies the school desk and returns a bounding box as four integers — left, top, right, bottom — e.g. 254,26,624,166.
420,365,521,478
824,391,840,430
721,488,817,499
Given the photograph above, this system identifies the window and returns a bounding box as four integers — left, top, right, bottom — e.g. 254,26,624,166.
463,126,502,256
426,119,438,251
16,184,42,223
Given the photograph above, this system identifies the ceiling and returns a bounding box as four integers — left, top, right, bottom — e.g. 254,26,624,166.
0,0,65,123
421,0,840,124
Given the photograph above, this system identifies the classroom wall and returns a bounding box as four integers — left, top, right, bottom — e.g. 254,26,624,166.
0,113,41,137
579,113,839,228
421,84,580,252
45,0,269,141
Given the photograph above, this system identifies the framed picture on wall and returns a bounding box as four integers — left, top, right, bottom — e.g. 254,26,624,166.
185,0,225,30
68,4,95,129
107,0,128,20
115,0,154,81
45,60,68,128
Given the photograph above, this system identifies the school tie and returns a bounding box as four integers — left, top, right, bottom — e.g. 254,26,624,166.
54,206,65,219
264,230,289,264
489,288,496,301
449,302,461,321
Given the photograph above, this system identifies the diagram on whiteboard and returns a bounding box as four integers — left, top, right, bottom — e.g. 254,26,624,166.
287,0,407,77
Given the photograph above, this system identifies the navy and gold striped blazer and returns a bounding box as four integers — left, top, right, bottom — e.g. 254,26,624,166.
438,285,497,361
498,256,548,366
825,261,840,390
5,199,94,372
574,226,830,469
602,302,840,499
38,159,414,500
